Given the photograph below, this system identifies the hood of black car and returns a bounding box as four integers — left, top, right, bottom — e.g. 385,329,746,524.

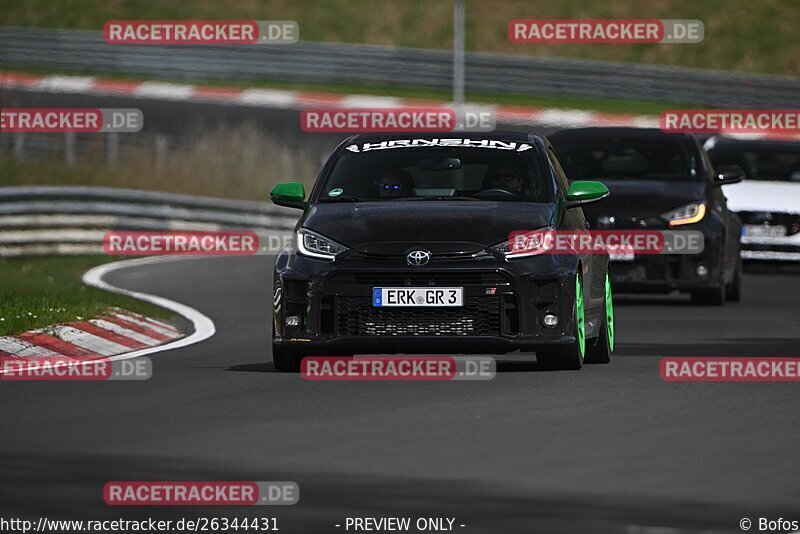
302,201,554,254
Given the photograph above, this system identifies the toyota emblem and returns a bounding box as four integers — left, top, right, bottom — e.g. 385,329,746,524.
406,250,431,266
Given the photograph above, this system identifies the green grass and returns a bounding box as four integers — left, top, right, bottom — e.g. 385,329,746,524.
0,123,322,199
0,158,126,189
1,0,798,76
0,256,175,336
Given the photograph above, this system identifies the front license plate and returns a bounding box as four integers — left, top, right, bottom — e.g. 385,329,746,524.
744,224,786,238
373,287,463,307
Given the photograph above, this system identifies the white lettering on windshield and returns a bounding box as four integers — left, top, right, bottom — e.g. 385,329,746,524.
344,139,534,153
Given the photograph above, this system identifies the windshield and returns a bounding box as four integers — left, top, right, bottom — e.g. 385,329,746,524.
552,135,700,181
318,139,552,203
709,144,800,182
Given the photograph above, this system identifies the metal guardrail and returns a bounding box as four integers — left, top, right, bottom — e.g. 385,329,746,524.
2,26,800,107
0,186,299,256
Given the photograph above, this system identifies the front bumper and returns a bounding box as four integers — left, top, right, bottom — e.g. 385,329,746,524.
740,234,800,262
606,220,730,293
737,211,800,262
610,253,724,293
273,249,584,355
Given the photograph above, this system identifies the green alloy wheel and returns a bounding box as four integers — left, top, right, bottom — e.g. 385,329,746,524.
585,272,613,364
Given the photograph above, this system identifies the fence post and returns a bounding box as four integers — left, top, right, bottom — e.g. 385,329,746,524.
13,133,25,160
155,134,168,174
106,132,120,168
453,0,466,124
65,132,76,167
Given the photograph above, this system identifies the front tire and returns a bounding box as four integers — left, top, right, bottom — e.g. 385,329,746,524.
537,273,585,370
725,258,742,302
690,283,725,306
272,344,301,372
585,272,613,364
272,324,300,372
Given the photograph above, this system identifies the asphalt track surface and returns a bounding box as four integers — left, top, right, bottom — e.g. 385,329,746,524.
2,256,799,533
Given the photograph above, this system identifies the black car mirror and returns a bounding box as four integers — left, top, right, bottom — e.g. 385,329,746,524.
713,165,744,186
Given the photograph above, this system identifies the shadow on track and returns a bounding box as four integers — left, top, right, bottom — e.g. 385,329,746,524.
0,453,771,534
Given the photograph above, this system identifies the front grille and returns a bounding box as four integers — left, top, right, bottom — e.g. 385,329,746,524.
329,271,510,287
612,264,649,283
742,242,800,253
594,215,650,229
611,258,679,283
337,296,501,337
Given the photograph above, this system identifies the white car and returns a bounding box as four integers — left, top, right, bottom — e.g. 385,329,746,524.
705,135,800,261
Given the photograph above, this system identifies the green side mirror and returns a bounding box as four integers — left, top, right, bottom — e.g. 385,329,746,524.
270,182,306,209
566,181,609,208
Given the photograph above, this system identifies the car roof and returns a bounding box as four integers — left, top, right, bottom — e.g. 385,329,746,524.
548,127,696,142
706,135,800,151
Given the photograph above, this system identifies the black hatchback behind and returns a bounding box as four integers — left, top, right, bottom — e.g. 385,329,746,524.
550,127,745,305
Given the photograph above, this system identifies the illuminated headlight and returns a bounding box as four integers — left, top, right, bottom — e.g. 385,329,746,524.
491,228,555,259
662,202,706,227
285,315,300,328
297,229,348,260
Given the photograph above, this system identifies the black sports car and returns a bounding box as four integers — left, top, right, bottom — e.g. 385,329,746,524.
550,127,744,305
269,132,614,371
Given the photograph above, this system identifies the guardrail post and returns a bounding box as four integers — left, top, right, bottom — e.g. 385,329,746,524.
106,133,120,168
280,126,298,180
65,132,76,167
155,134,168,174
13,133,25,161
453,0,466,121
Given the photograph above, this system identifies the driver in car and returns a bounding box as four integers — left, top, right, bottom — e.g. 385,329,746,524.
483,166,524,195
376,169,414,198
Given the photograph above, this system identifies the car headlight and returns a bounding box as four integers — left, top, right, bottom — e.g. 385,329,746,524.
296,229,348,260
662,202,706,227
491,228,555,259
